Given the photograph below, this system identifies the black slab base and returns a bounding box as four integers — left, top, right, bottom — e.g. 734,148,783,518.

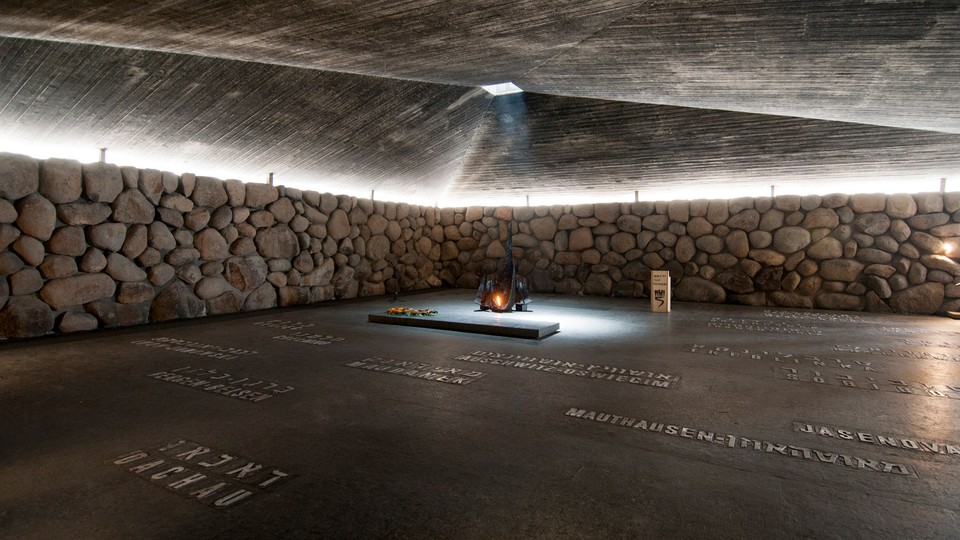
368,312,559,339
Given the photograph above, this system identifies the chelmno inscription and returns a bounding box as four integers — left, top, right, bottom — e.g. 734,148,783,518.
112,439,294,509
777,368,960,399
683,344,883,372
565,407,911,476
454,351,680,389
346,357,485,385
147,366,294,402
132,337,256,360
793,421,960,459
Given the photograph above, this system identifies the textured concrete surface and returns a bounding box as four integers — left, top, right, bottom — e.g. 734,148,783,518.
3,289,960,538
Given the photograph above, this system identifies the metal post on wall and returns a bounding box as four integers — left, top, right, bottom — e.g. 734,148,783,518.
99,148,107,163
371,190,375,201
942,178,947,193
526,195,530,207
268,172,274,186
635,190,639,202
770,185,775,198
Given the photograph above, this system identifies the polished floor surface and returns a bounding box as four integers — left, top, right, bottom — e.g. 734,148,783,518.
2,290,960,538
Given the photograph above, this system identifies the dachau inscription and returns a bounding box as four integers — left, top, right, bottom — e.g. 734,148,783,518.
683,344,883,372
707,317,823,335
777,368,960,399
565,407,911,476
453,351,680,390
132,337,256,360
147,366,295,402
794,421,960,459
112,439,294,509
346,357,486,385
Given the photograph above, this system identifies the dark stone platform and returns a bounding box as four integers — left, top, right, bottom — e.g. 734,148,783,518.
368,311,559,339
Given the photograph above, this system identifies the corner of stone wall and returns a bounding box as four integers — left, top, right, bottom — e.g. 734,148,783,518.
0,152,442,339
436,193,960,316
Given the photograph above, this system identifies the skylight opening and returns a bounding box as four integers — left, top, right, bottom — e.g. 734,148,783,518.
480,82,523,96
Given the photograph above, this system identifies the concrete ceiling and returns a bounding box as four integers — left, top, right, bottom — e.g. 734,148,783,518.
1,1,959,203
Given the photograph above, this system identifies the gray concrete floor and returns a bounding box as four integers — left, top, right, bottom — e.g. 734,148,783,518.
3,290,960,539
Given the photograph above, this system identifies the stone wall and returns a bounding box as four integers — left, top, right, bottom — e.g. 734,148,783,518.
3,150,960,340
0,153,441,339
436,194,960,315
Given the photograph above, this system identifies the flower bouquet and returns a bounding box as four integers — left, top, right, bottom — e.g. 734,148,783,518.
386,307,438,316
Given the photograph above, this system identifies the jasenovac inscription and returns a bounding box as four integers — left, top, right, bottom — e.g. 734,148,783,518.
565,408,911,476
146,366,295,402
112,439,294,508
707,317,823,335
454,351,680,389
346,357,485,385
794,421,960,459
778,367,960,399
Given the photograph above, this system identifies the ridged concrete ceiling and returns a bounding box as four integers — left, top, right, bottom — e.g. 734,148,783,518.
1,1,959,203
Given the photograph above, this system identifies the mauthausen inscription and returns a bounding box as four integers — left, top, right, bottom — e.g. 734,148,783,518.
147,366,294,402
564,407,911,476
273,333,345,346
834,344,960,363
777,368,960,399
346,357,485,385
794,421,960,459
253,319,315,331
112,439,294,509
684,344,882,372
132,337,256,360
708,317,823,336
454,351,679,390
880,327,960,338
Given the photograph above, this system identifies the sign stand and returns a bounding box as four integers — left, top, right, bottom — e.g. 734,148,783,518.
651,271,671,313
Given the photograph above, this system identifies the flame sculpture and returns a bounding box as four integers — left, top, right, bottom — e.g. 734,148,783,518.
475,221,531,312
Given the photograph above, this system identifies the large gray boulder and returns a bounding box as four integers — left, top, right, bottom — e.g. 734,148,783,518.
0,153,39,201
254,225,299,259
39,158,82,203
772,226,811,254
243,282,277,311
674,277,726,303
245,183,279,208
224,256,268,292
106,253,148,282
82,162,123,203
88,223,128,252
16,194,56,241
0,199,15,223
191,176,229,208
112,189,155,224
57,202,112,225
195,228,230,260
150,280,205,322
0,296,53,338
85,299,150,328
40,273,116,310
890,283,944,315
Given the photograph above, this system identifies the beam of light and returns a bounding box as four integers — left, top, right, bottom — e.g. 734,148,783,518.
480,82,523,96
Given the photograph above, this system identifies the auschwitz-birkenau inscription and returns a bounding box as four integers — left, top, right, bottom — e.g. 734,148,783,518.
777,367,960,399
794,421,960,459
833,344,960,363
565,407,911,476
683,344,883,372
762,310,863,323
112,439,294,509
453,351,680,390
880,327,960,338
132,337,256,360
346,357,485,385
253,319,315,331
708,317,823,335
147,366,294,402
273,332,345,346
